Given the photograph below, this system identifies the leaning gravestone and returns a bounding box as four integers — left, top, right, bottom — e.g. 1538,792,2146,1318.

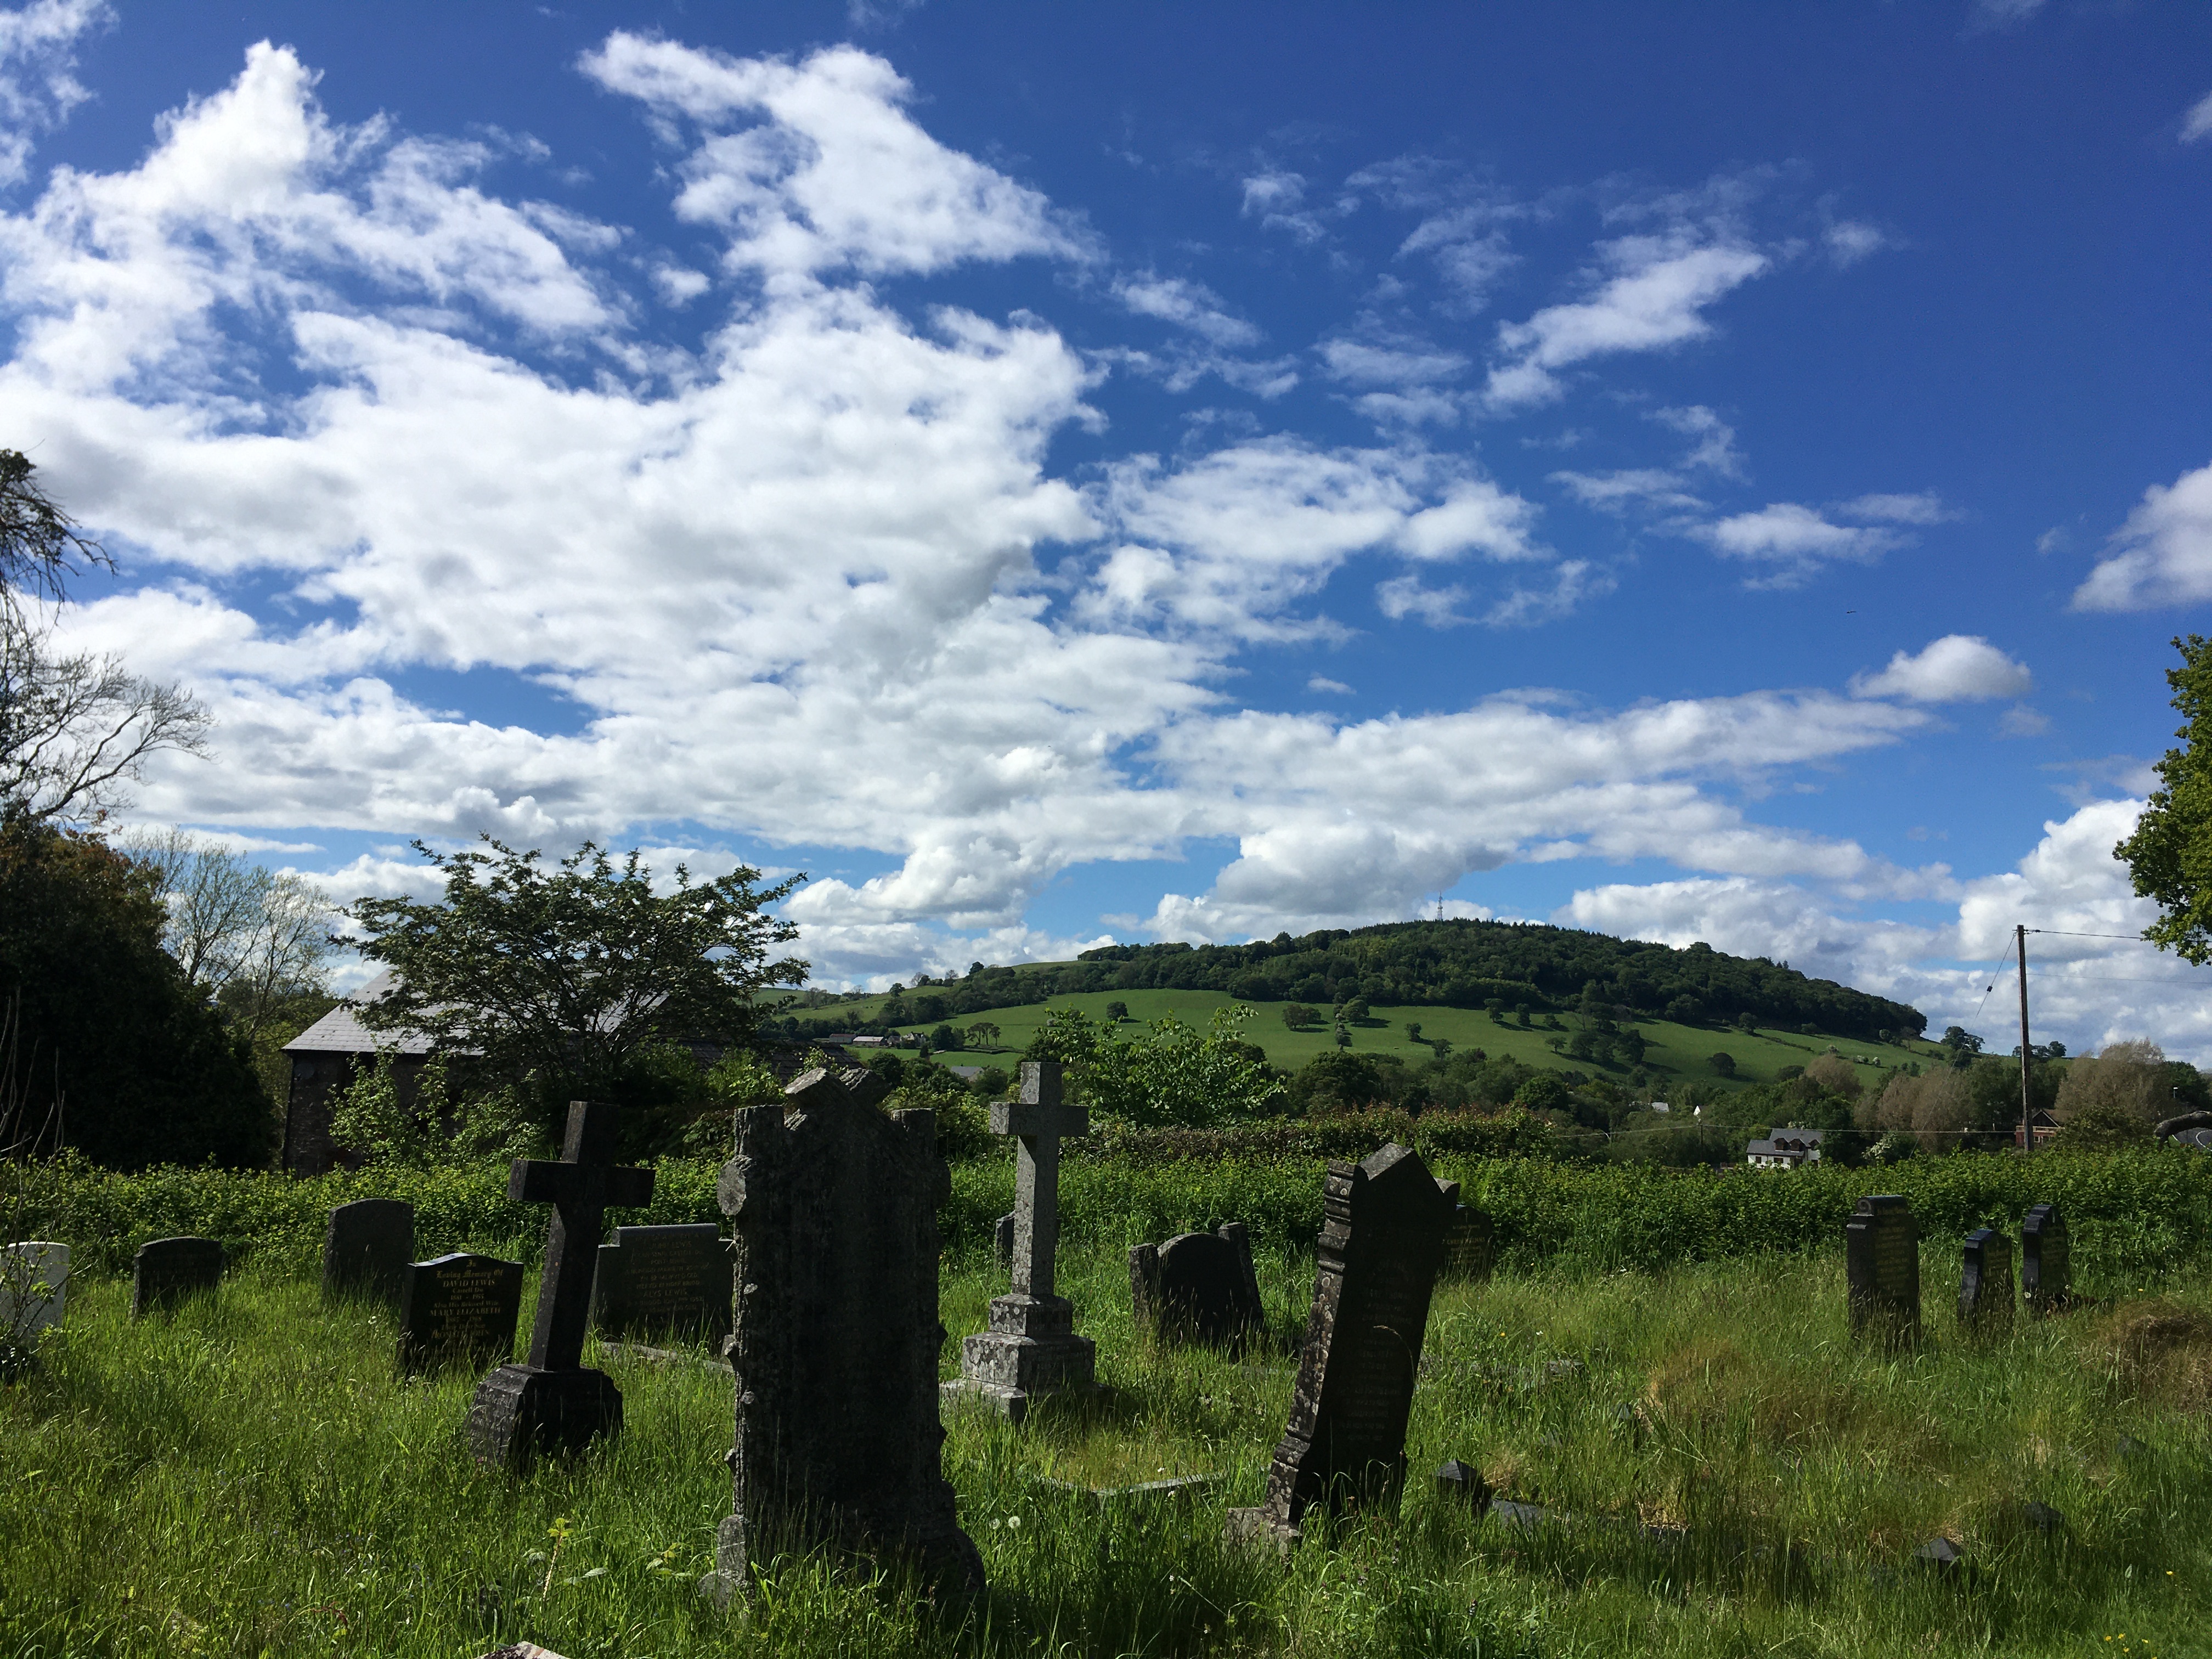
324,1198,414,1304
1957,1227,2015,1335
2022,1203,2070,1314
468,1101,653,1470
1,1242,68,1341
591,1223,730,1342
1441,1205,1496,1282
1227,1143,1459,1551
131,1237,225,1318
706,1063,983,1607
397,1253,526,1373
1129,1222,1265,1350
1845,1194,1920,1351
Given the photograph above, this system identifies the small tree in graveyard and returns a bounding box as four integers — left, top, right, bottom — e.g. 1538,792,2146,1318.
347,837,806,1125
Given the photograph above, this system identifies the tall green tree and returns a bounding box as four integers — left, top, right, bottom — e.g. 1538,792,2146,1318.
347,838,807,1114
2117,635,2212,962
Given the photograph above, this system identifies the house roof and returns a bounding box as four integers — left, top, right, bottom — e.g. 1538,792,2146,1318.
281,972,437,1056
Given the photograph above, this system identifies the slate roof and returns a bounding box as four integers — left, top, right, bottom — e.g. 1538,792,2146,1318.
281,971,437,1057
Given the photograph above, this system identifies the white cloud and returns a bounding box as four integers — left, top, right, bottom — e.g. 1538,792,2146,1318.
1997,704,2050,738
1375,573,1469,625
651,262,710,305
1966,0,2048,30
1849,635,2033,703
1240,168,1331,243
1112,272,1260,348
2072,457,2212,611
0,0,108,188
1552,467,1706,515
1651,404,1744,477
1700,503,1903,584
2185,90,2212,145
1317,338,1466,386
1822,220,1887,266
1306,674,1352,695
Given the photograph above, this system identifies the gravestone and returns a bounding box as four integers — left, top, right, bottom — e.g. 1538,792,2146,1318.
707,1063,983,1607
323,1198,414,1304
131,1236,225,1318
467,1101,653,1470
397,1253,526,1373
1957,1227,2014,1335
1227,1143,1459,1550
0,1242,68,1341
591,1223,730,1342
1434,1459,1490,1510
1844,1194,1919,1351
2022,1203,2070,1313
1441,1205,1496,1281
947,1062,1097,1420
1128,1221,1265,1350
994,1212,1016,1271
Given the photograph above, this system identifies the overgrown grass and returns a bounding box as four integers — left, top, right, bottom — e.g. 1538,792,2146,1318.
4,1237,2208,1657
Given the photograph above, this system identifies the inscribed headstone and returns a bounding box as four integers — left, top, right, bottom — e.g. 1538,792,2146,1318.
590,1223,729,1342
1844,1194,1919,1351
1128,1221,1265,1350
708,1063,983,1606
0,1242,67,1341
2022,1203,2070,1313
323,1198,414,1303
131,1236,224,1319
1441,1205,1496,1282
949,1062,1097,1419
1228,1143,1459,1549
1957,1226,2014,1335
397,1253,525,1373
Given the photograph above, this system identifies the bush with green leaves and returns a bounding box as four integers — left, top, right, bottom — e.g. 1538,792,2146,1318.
1025,1003,1280,1127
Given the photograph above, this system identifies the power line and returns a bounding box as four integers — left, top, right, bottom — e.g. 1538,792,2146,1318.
2026,928,2154,943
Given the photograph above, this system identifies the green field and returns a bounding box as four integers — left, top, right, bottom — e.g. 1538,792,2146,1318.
818,981,1934,1093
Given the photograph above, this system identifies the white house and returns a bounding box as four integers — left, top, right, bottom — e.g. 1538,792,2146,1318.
1745,1127,1826,1170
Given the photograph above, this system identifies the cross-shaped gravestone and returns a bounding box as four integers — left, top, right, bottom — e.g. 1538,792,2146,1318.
945,1061,1098,1421
466,1101,654,1468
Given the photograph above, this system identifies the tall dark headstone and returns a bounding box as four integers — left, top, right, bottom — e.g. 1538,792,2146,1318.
1957,1227,2015,1335
131,1237,225,1318
1845,1194,1920,1351
947,1062,1097,1419
2022,1203,2071,1314
590,1223,730,1342
467,1101,653,1470
1441,1205,1496,1282
1227,1144,1459,1550
323,1198,414,1304
1129,1221,1265,1350
397,1252,525,1373
707,1064,983,1607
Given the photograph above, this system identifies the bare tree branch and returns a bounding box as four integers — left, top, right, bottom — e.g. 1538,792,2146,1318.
0,450,108,615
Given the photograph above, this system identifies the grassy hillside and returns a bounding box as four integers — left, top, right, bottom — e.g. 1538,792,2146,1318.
809,981,1931,1094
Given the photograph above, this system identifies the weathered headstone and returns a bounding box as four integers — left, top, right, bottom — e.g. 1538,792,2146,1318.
131,1236,225,1318
707,1063,983,1606
0,1242,68,1342
1227,1143,1459,1551
1441,1205,1496,1281
1844,1194,1919,1351
1957,1227,2014,1335
2022,1203,2070,1314
397,1252,526,1373
1128,1221,1265,1350
323,1198,414,1304
993,1212,1016,1271
467,1101,653,1470
590,1223,729,1342
948,1062,1097,1420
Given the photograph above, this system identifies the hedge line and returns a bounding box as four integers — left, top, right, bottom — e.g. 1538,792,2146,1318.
11,1146,2212,1282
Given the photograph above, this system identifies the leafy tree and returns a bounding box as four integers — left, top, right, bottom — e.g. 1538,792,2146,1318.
1104,1000,1130,1022
2053,1041,2174,1128
1404,1020,1423,1043
2117,635,2212,961
1429,1037,1452,1063
930,1023,961,1051
1282,1003,1321,1030
1513,1073,1571,1114
1939,1026,1984,1062
348,838,805,1123
1515,1003,1532,1028
1707,1052,1737,1077
1334,1024,1352,1048
1341,997,1372,1024
1025,1003,1279,1127
965,1020,1001,1049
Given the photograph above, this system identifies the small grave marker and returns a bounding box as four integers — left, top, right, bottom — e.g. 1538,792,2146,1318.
1957,1226,2014,1335
1434,1459,1490,1509
1844,1194,1919,1351
1227,1143,1458,1551
1441,1206,1496,1281
2022,1203,2070,1313
323,1198,414,1304
131,1237,224,1318
1128,1221,1265,1350
397,1252,525,1373
1,1241,68,1342
590,1223,729,1342
467,1101,652,1469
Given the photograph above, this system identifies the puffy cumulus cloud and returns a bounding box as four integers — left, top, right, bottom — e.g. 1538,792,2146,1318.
1556,876,1940,986
1698,503,1904,586
1849,635,2033,703
2073,458,2212,611
0,0,108,187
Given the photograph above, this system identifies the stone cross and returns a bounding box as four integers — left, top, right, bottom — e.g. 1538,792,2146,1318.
997,1062,1084,1301
512,1100,653,1370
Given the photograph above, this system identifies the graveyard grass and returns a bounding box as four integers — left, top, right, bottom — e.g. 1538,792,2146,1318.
4,1242,2210,1657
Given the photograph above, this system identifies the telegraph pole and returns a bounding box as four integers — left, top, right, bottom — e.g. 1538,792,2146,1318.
2017,923,2034,1155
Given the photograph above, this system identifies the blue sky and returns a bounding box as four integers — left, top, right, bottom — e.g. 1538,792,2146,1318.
3,0,2209,1053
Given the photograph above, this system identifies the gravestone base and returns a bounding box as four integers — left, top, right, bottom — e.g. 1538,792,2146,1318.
1223,1505,1301,1558
946,1293,1098,1423
467,1364,624,1470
